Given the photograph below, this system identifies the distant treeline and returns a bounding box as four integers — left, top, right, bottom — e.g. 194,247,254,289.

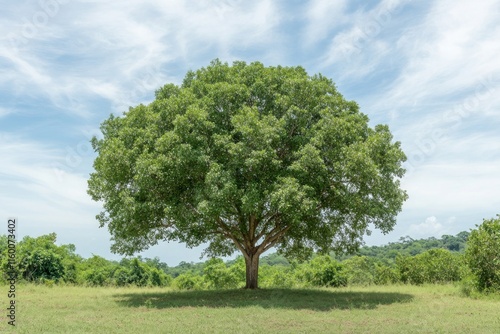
348,231,470,261
0,231,472,289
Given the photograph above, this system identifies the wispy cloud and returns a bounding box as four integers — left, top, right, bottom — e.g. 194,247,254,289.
318,0,412,78
1,0,284,118
302,0,348,47
375,0,500,116
1,0,499,261
0,133,96,207
0,133,105,253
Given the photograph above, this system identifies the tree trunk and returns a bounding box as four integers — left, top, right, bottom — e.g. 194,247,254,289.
244,252,260,289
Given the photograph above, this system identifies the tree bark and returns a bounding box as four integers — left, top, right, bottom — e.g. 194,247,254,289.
244,252,260,289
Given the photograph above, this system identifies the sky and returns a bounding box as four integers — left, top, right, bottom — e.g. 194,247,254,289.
1,0,499,266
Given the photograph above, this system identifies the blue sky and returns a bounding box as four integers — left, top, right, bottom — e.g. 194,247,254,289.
1,0,499,265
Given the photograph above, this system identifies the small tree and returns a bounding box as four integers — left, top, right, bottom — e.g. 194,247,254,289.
88,60,408,289
128,258,150,287
465,215,500,292
1,233,66,283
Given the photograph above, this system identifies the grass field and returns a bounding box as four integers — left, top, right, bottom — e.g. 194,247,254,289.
0,284,499,333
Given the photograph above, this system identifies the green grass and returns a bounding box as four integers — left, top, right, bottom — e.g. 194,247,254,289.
1,284,499,333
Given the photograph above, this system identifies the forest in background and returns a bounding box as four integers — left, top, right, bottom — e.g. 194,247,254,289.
0,230,474,290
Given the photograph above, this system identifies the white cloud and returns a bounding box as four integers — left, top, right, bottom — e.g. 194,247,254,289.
374,0,500,116
1,0,500,262
0,134,99,216
0,132,108,256
408,216,457,238
402,160,500,215
302,0,347,47
0,0,287,263
0,0,285,118
319,0,411,76
409,216,443,236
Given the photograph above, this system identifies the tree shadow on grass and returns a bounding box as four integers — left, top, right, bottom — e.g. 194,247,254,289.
114,288,414,312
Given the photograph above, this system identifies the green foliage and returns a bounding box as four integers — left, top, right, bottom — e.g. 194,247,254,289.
112,257,172,287
0,231,477,290
259,265,296,288
88,59,408,288
113,266,130,286
465,215,500,293
142,256,170,274
396,249,462,285
354,232,469,261
128,258,151,287
0,233,73,283
0,235,7,257
203,258,242,289
295,255,347,287
165,260,205,278
459,270,480,297
151,267,172,287
79,255,116,286
20,249,65,282
342,256,375,286
63,262,78,284
260,253,290,267
373,263,400,285
173,272,204,290
82,268,111,286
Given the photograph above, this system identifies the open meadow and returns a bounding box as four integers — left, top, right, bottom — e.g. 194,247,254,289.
1,284,499,333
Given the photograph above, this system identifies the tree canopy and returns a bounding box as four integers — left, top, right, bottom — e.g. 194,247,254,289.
88,59,407,288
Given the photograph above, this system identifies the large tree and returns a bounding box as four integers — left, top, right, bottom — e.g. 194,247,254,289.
88,60,407,289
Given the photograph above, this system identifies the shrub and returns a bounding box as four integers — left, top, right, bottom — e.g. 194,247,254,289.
112,258,172,287
150,267,172,287
63,262,78,284
343,256,375,286
128,258,150,287
295,255,347,287
113,267,131,286
79,255,115,286
373,263,400,285
258,265,295,288
83,268,111,286
396,249,463,285
465,215,500,293
266,266,295,288
203,258,239,289
173,272,204,290
1,233,71,283
228,256,246,284
418,249,463,283
19,249,65,283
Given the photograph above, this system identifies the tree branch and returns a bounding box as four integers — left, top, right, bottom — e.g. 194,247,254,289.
257,225,290,255
249,215,257,242
216,217,247,255
255,212,280,241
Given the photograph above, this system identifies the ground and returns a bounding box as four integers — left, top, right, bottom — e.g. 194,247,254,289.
1,284,499,333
